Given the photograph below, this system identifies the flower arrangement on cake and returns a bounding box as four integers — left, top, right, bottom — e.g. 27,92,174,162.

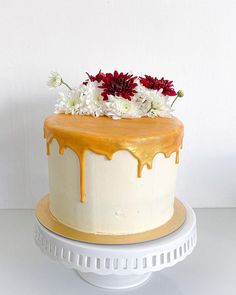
47,71,184,119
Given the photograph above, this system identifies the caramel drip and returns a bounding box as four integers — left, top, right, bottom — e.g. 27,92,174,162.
44,114,184,203
175,150,179,164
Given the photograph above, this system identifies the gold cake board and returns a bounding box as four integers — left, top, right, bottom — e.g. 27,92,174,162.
36,195,186,245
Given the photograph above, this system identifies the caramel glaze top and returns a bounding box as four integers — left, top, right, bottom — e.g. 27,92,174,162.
44,114,184,203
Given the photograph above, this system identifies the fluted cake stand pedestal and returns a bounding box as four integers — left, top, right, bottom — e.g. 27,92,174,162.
34,203,196,290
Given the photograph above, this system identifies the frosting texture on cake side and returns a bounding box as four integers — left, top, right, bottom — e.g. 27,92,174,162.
48,145,177,235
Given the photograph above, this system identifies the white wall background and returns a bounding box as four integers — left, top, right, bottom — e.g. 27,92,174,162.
0,0,235,209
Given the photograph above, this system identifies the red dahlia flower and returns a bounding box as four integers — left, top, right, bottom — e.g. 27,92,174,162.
140,75,176,96
99,71,137,100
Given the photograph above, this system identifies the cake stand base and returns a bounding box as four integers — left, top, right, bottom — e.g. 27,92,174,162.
35,202,196,290
77,271,152,289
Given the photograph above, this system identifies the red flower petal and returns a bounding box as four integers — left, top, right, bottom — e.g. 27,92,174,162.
99,71,137,100
140,75,176,96
83,70,105,85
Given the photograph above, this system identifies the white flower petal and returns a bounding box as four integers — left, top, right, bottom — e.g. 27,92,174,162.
47,72,62,88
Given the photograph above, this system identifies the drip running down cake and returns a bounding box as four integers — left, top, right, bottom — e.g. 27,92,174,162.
43,71,184,237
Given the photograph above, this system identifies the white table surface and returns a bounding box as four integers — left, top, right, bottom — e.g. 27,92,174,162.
0,208,235,295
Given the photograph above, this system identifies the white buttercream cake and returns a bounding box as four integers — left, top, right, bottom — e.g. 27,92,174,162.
43,70,184,237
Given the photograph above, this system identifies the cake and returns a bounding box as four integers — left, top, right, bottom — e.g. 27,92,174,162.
42,70,184,240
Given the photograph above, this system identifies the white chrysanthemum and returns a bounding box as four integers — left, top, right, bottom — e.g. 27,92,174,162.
147,96,172,118
55,81,104,116
47,72,62,88
134,80,173,118
104,96,142,119
54,90,80,114
76,81,104,116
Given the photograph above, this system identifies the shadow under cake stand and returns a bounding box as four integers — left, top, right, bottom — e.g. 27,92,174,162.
35,198,197,290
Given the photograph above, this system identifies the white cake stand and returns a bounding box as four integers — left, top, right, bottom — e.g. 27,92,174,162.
35,203,197,290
